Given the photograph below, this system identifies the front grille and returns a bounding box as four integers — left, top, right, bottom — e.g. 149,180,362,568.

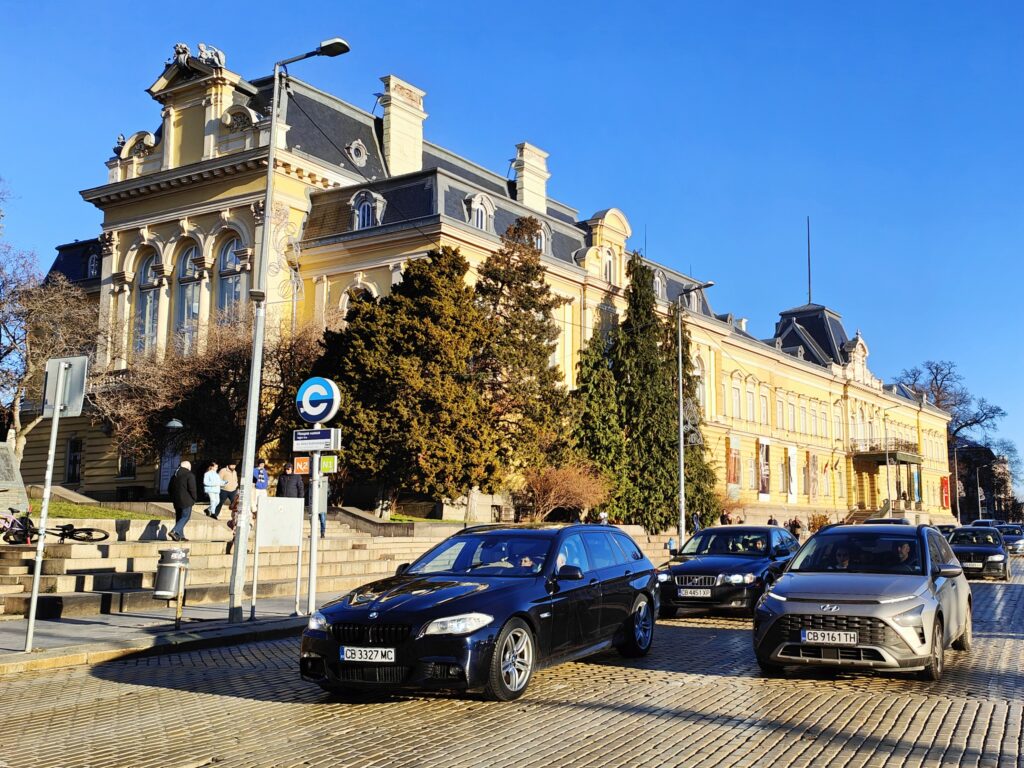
334,664,411,684
777,614,895,646
780,644,885,662
675,575,717,587
331,622,412,646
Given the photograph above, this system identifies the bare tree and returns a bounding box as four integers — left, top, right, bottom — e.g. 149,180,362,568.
520,463,609,522
896,360,1006,439
0,247,100,464
91,315,326,463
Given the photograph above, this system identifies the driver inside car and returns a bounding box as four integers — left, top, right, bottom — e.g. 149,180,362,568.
892,541,919,570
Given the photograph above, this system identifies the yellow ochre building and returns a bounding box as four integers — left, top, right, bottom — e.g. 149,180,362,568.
25,42,953,526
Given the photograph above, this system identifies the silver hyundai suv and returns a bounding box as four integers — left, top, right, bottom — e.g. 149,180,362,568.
753,524,972,680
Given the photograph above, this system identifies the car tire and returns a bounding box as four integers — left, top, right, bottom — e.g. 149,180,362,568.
952,607,972,652
483,618,535,702
618,594,655,658
1004,564,1012,582
918,618,945,681
755,651,783,677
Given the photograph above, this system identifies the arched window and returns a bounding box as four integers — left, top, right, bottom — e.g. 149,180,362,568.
653,270,667,300
357,200,374,230
176,243,200,354
217,236,244,320
86,253,100,279
534,230,545,253
603,254,613,283
694,357,706,411
133,254,159,355
465,193,494,233
474,205,486,230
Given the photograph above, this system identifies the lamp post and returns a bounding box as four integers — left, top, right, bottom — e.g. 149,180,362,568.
228,38,350,623
676,281,714,547
882,405,899,517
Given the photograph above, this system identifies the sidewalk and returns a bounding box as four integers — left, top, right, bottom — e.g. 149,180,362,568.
0,589,332,675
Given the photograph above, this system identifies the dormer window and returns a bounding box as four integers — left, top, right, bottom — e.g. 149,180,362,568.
603,252,613,283
534,230,545,252
465,193,495,233
87,253,100,279
653,270,667,300
350,190,386,231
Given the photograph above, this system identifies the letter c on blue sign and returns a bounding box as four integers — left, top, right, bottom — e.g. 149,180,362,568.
296,377,341,424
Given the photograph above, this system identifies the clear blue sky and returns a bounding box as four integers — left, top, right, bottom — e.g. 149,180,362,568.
1,1,1021,474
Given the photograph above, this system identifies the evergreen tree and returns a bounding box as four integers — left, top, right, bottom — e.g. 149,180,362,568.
667,302,723,529
572,331,629,520
611,253,679,533
474,217,569,469
315,247,501,505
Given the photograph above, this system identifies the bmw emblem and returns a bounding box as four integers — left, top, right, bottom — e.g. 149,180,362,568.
368,611,379,619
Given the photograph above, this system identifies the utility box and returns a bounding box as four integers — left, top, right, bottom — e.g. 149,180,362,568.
153,548,189,600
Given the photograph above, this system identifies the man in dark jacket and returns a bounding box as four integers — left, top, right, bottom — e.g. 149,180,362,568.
167,460,198,542
277,464,305,500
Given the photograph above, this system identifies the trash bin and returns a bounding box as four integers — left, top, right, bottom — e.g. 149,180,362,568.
153,548,189,600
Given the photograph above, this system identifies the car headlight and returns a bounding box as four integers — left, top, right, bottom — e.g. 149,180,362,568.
657,572,671,583
988,554,1006,562
763,589,787,603
420,612,493,637
722,573,758,585
891,604,925,627
307,610,329,632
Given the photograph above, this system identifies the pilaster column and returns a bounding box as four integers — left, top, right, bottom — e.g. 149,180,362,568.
153,264,172,360
161,106,175,170
195,241,215,354
111,281,133,369
312,275,328,327
96,232,117,368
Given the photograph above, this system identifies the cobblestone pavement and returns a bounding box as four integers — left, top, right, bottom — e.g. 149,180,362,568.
3,573,1024,768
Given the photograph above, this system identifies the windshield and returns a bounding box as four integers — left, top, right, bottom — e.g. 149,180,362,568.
407,535,553,577
681,530,769,557
950,530,1001,546
998,526,1022,536
789,532,923,574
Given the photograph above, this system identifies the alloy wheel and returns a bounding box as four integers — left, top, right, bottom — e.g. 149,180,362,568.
500,627,533,692
634,598,653,649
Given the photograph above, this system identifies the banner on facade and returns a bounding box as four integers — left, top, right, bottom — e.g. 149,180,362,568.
758,441,770,497
809,454,819,500
940,477,950,508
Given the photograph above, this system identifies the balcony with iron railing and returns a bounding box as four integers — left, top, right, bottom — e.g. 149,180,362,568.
849,437,922,464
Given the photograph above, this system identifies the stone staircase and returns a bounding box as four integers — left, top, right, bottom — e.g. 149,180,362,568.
0,516,450,619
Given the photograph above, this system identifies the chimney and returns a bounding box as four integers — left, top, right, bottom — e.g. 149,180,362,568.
513,142,550,212
379,75,427,176
736,317,748,333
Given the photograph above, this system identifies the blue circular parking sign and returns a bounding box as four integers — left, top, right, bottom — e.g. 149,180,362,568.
296,377,341,424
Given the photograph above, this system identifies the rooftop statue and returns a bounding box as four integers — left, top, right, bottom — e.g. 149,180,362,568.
197,43,226,69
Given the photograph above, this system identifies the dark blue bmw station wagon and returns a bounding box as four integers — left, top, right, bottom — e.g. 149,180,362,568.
300,524,659,701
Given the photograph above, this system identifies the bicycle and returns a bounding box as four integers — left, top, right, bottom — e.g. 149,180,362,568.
0,507,109,544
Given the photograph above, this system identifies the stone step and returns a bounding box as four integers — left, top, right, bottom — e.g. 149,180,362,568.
0,583,23,595
0,575,23,585
0,565,30,575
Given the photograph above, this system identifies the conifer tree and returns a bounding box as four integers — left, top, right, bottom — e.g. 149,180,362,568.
572,331,629,520
611,253,680,533
315,247,501,505
474,217,569,469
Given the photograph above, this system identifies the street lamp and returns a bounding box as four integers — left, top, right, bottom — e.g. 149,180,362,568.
881,404,900,517
228,38,350,624
676,280,714,547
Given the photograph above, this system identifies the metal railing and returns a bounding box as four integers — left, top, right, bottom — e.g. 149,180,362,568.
849,437,920,455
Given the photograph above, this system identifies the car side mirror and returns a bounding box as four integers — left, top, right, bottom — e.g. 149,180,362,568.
935,563,962,579
556,564,584,581
772,546,790,559
669,548,680,558
395,563,409,576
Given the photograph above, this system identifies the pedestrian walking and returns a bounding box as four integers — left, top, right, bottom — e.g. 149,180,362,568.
719,511,732,526
690,511,701,533
767,515,778,526
215,460,239,518
792,517,804,540
277,463,305,499
253,458,270,513
203,461,226,519
167,460,197,542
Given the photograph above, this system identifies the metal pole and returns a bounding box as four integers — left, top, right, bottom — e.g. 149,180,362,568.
676,300,686,546
976,466,983,518
307,447,321,615
884,417,892,517
174,558,188,631
952,443,960,524
249,511,260,620
25,361,68,652
228,62,283,623
293,509,304,616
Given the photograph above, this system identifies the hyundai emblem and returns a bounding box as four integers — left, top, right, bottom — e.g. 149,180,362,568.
368,611,379,619
819,604,840,612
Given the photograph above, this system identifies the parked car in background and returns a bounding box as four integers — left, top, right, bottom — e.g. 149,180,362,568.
996,525,1024,556
753,524,972,681
948,527,1010,580
862,518,913,525
934,524,956,538
300,524,658,701
970,519,1002,527
659,526,799,617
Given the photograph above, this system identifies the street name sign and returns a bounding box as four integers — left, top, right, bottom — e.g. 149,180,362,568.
292,428,342,452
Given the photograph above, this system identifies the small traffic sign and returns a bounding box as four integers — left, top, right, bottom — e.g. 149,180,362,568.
320,455,338,474
292,428,342,452
293,456,310,475
295,377,341,424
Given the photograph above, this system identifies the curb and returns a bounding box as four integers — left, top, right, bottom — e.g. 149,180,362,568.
0,616,306,675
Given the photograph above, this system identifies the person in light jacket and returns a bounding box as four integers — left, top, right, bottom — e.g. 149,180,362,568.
203,461,226,519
